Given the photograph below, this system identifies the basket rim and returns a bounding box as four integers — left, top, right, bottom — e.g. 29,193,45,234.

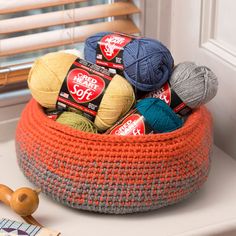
22,99,211,143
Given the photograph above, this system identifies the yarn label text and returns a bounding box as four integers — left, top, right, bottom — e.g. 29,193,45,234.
57,58,113,121
107,109,153,135
96,33,135,73
145,82,192,116
68,69,105,103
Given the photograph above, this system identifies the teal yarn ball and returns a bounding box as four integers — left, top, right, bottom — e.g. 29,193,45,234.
136,98,183,133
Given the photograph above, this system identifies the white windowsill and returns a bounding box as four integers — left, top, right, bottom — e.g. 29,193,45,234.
0,89,31,142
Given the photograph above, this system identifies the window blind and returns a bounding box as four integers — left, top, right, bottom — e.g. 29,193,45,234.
0,0,141,88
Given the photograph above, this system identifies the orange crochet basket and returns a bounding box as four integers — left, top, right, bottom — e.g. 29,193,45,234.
15,99,213,214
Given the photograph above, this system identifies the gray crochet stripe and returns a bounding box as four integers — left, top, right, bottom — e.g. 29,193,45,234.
16,143,209,214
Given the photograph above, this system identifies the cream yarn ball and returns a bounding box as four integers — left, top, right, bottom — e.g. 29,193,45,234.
28,52,135,131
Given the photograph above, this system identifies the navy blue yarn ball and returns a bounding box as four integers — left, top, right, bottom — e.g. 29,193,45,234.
136,98,183,133
84,32,174,91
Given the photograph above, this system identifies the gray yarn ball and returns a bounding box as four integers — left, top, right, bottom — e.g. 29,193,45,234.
170,62,218,108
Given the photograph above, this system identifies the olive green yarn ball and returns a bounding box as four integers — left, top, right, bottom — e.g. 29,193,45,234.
56,112,97,133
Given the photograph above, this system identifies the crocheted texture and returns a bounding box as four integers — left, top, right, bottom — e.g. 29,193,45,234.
15,99,213,214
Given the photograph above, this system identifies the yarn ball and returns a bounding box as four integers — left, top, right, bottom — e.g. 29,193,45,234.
28,52,77,108
94,74,135,131
28,52,135,131
170,62,218,108
56,112,97,133
84,32,174,91
136,98,183,133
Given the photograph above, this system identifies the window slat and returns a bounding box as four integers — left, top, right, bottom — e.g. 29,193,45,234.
0,2,140,34
0,1,142,90
0,0,86,14
0,19,140,57
0,67,30,86
0,16,139,85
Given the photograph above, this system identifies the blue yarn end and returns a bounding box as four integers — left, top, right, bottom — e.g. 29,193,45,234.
136,98,183,133
84,32,174,91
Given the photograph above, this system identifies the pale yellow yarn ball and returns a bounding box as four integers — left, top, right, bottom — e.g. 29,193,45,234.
28,52,135,131
28,52,77,108
94,74,135,131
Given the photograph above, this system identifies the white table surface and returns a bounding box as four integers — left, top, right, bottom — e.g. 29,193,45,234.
0,141,236,236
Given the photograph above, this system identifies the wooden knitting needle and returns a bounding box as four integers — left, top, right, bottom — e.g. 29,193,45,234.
0,184,42,227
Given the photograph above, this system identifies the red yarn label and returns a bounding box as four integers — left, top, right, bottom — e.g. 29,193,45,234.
106,109,153,135
44,109,63,120
145,82,192,116
67,68,105,103
56,58,113,121
96,32,136,74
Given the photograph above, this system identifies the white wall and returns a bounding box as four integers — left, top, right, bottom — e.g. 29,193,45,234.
145,0,236,158
168,0,236,158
